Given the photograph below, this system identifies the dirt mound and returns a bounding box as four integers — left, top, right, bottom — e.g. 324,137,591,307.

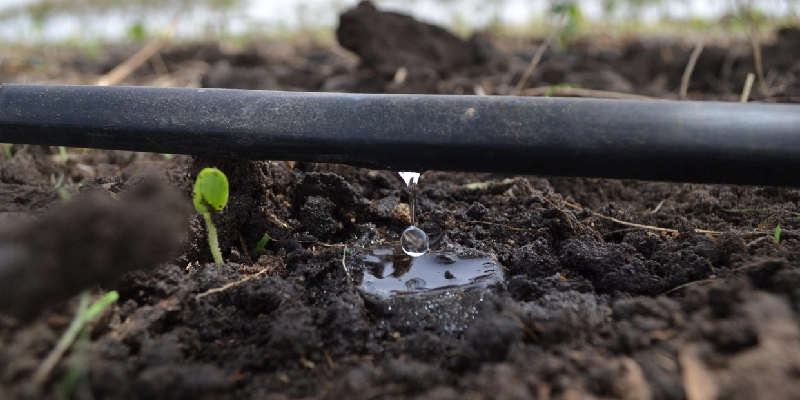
0,176,189,321
337,1,478,77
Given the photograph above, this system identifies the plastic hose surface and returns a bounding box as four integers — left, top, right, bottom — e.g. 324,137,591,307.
1,84,799,186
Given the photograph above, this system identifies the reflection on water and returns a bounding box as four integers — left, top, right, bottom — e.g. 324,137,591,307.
359,246,505,298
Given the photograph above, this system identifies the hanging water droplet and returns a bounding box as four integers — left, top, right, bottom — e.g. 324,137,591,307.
401,225,429,257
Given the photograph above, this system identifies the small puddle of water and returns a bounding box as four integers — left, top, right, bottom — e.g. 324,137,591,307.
359,246,504,298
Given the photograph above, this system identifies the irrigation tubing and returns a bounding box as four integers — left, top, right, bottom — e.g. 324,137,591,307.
1,84,799,186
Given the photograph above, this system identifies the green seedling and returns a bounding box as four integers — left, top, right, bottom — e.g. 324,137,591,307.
193,167,229,264
544,83,580,97
254,232,271,252
57,187,72,202
774,224,782,244
126,20,147,42
32,290,119,395
59,146,69,164
50,146,70,164
53,172,72,202
1,143,12,159
58,291,118,400
550,1,583,45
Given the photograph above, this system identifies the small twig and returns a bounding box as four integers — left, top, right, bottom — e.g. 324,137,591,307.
562,201,722,236
195,268,271,299
597,214,683,235
466,220,547,232
740,72,755,102
650,200,666,214
520,86,656,100
745,235,771,247
736,0,769,96
663,278,717,295
663,262,763,296
602,228,642,239
392,67,408,85
341,245,351,284
266,212,290,229
680,37,706,100
97,16,179,86
237,233,254,265
564,200,775,239
749,28,769,96
513,17,565,95
296,241,339,249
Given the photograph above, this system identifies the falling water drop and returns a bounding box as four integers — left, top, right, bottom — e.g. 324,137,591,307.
398,171,429,257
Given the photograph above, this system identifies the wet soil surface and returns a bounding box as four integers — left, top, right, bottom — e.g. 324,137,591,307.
2,2,800,399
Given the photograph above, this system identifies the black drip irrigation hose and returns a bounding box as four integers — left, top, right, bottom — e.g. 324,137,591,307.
1,83,799,186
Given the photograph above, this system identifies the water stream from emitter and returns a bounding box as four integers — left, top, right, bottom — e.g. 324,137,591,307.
398,172,429,257
357,172,504,298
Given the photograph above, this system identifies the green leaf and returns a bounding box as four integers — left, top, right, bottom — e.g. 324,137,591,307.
254,232,271,252
193,167,229,214
774,224,782,244
85,291,119,321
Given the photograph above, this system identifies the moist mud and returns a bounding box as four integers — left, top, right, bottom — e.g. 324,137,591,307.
359,246,504,297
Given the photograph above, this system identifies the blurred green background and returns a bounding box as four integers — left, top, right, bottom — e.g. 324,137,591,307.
0,0,797,43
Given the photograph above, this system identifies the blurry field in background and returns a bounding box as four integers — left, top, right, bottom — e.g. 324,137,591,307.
0,0,797,44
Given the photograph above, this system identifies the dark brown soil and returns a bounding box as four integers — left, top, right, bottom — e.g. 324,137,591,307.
2,2,800,399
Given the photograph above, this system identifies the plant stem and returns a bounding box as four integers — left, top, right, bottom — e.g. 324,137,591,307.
254,232,270,252
31,293,90,388
58,146,69,164
31,290,119,389
203,212,223,264
59,324,91,400
1,143,12,159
